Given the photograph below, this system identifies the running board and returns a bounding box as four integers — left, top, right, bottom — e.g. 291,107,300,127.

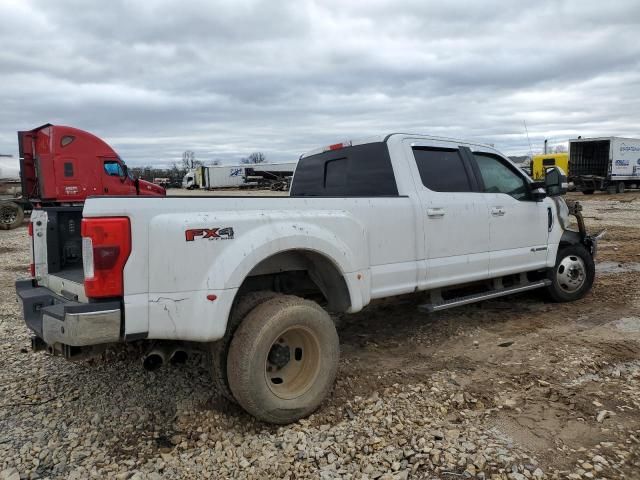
418,279,551,313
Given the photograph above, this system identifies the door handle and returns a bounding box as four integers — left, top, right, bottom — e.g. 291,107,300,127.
427,208,446,217
491,207,505,216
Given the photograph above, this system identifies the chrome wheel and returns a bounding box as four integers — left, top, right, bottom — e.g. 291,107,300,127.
265,326,321,400
556,255,586,293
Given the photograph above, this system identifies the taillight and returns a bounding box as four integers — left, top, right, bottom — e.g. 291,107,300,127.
326,141,352,152
28,222,33,237
81,217,131,298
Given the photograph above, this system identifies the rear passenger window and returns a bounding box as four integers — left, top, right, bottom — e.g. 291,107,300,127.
412,147,472,192
324,158,348,192
291,142,398,196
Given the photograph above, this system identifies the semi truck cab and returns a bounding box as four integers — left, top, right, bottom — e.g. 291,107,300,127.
18,124,165,202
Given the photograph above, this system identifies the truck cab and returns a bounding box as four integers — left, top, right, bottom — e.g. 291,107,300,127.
18,124,165,202
531,152,569,181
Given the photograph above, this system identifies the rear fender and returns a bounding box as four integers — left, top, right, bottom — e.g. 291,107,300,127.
146,212,370,341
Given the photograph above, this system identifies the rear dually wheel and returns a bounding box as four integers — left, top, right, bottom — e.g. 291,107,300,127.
227,295,339,424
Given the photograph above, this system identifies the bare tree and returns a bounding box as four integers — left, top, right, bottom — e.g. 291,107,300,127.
182,150,202,170
553,145,567,153
241,152,266,164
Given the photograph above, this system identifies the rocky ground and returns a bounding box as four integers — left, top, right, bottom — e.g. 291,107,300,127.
1,192,639,479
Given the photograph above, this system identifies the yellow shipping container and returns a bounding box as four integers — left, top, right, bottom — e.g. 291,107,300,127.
531,153,569,181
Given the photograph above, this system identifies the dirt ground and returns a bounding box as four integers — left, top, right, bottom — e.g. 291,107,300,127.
1,191,639,479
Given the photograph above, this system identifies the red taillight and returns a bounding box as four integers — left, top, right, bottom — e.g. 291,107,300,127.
81,217,131,298
28,222,33,237
322,140,352,152
29,263,35,277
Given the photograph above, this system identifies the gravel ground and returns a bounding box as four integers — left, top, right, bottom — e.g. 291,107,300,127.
1,192,639,479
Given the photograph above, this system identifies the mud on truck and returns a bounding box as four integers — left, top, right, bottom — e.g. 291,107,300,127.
16,133,598,424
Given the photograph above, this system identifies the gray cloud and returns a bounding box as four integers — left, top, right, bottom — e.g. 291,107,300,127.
1,0,639,165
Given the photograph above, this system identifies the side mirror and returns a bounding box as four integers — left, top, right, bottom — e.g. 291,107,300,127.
544,166,568,197
530,181,547,201
120,164,128,182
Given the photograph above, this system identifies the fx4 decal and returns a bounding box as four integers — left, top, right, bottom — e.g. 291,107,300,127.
185,227,234,241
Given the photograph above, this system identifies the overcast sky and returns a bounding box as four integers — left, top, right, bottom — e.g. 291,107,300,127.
1,0,639,166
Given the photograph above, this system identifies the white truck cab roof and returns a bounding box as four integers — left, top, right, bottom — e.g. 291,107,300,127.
301,133,497,159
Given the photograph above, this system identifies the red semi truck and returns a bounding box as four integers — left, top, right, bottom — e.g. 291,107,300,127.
18,124,165,204
3,124,165,230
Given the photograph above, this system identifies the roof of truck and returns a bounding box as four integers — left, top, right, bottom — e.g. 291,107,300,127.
569,136,640,143
301,133,495,158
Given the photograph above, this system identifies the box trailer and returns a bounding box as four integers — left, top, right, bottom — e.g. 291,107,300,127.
183,162,298,190
569,136,640,194
206,165,246,188
183,165,246,189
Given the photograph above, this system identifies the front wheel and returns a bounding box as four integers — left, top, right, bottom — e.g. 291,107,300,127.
616,182,625,194
546,244,595,302
227,295,339,424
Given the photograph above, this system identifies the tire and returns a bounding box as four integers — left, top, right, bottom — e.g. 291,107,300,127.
546,244,595,302
616,182,625,194
0,202,24,230
208,291,278,402
582,189,594,195
606,185,617,195
227,295,339,424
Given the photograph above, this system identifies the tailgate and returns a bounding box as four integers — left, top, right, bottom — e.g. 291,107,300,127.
31,208,87,302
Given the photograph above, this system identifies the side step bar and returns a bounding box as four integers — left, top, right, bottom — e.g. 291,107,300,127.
419,279,551,313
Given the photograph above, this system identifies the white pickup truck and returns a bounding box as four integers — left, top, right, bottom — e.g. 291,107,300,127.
16,133,597,424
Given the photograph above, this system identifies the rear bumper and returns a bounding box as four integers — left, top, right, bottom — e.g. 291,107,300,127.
15,279,122,347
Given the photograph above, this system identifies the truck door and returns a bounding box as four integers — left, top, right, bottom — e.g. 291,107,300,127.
101,159,135,195
404,140,490,289
467,149,549,276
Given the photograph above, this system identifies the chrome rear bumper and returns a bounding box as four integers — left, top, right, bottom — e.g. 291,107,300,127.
15,279,122,348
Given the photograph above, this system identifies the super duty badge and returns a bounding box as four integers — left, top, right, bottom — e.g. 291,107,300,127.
185,227,234,241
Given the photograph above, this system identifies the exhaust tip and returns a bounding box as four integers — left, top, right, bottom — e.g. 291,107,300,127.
143,353,164,371
169,349,188,365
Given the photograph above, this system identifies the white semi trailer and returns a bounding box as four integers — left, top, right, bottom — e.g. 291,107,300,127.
182,165,246,189
182,162,298,190
569,136,640,194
